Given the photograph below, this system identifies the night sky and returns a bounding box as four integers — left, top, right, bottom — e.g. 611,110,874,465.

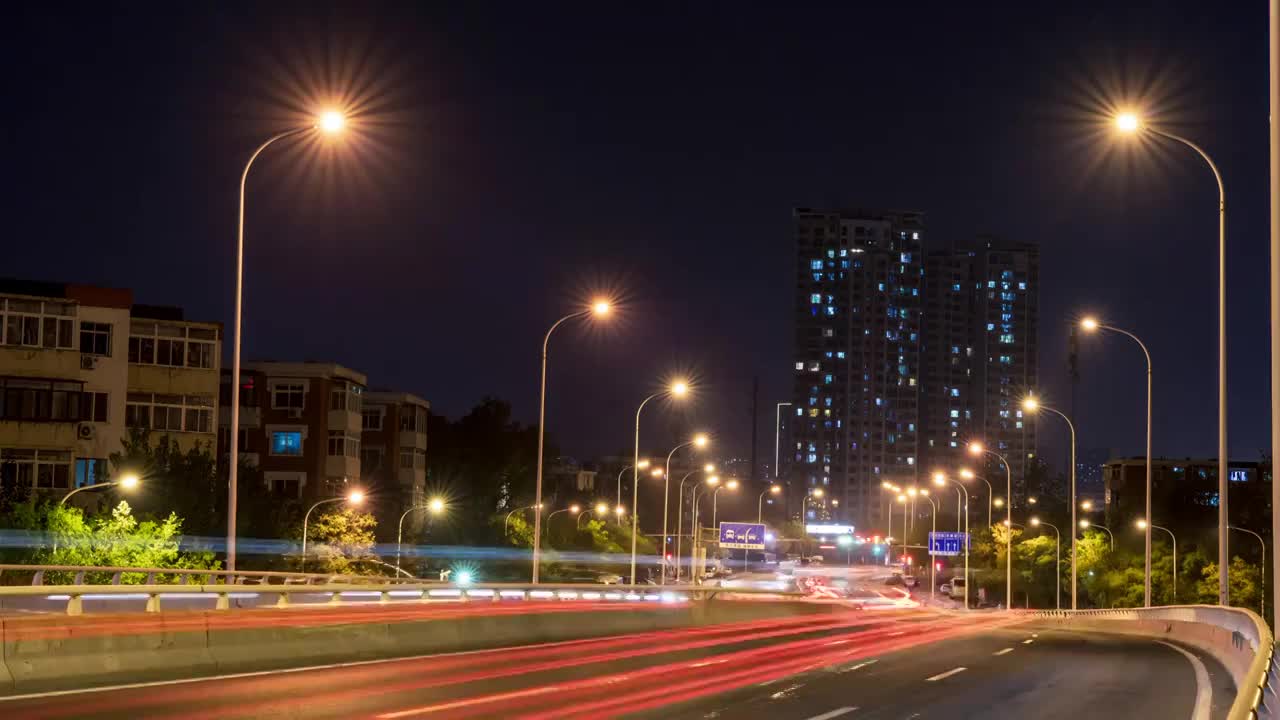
3,2,1273,474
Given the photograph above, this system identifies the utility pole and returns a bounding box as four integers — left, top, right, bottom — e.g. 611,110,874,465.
750,377,759,485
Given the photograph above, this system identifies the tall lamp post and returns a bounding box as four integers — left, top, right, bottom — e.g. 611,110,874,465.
1016,398,1078,609
579,502,611,529
1081,316,1153,607
676,464,715,583
1229,525,1266,618
60,473,140,506
1115,112,1227,605
803,488,825,519
661,434,709,585
1030,517,1061,610
301,489,363,572
933,472,969,610
920,489,937,601
775,401,792,514
712,479,739,529
1138,520,1178,604
968,440,1013,607
690,475,720,580
227,110,347,573
630,381,690,585
959,468,994,529
395,497,445,573
758,484,782,524
617,459,650,521
531,300,611,584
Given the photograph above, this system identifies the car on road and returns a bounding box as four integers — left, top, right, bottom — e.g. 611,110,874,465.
596,573,623,585
884,575,905,586
939,582,952,595
949,577,967,600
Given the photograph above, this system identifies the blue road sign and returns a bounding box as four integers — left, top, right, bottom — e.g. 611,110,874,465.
928,531,969,556
719,522,766,550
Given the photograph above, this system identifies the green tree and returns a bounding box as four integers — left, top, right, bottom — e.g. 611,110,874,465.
1014,534,1061,608
1192,556,1263,611
40,501,218,581
301,507,378,574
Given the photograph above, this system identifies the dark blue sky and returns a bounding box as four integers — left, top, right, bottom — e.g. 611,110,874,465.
3,2,1272,472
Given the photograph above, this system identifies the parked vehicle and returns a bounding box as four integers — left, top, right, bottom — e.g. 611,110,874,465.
948,577,966,600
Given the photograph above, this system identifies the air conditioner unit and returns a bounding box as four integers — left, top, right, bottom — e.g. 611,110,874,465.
77,423,95,441
80,355,97,370
288,408,303,419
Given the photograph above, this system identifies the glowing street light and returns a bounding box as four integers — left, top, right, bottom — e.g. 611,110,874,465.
396,497,448,573
630,380,693,584
1111,111,1227,606
616,459,650,517
993,498,1005,508
60,472,141,506
1080,315,1154,607
1081,500,1094,511
1021,398,1078,608
758,484,782,524
660,433,712,585
1080,520,1114,551
531,299,613,583
302,490,364,571
225,109,352,573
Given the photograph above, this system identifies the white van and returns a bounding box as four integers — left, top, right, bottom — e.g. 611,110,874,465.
948,577,966,600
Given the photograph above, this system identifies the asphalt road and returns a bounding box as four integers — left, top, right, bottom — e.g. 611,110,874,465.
0,610,1233,719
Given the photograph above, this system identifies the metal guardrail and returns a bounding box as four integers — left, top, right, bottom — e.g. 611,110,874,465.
1032,606,1274,720
0,575,804,615
0,563,424,587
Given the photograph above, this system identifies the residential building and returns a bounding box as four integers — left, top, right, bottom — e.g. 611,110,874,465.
219,361,365,501
790,208,925,531
0,278,221,496
919,238,1040,501
361,391,429,527
1103,456,1271,532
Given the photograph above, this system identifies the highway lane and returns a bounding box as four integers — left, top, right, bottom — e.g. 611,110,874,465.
643,622,1236,720
0,610,1230,719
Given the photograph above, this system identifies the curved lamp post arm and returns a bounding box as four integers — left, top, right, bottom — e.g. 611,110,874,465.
630,391,664,585
60,481,120,506
300,497,342,571
532,309,593,584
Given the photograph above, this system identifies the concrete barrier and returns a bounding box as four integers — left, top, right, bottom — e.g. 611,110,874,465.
0,599,835,695
1030,606,1273,720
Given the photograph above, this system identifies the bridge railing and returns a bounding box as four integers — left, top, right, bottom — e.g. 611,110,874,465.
1033,606,1274,720
0,563,425,587
0,571,803,615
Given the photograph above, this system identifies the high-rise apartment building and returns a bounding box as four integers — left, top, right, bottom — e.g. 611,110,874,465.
919,239,1039,499
789,215,1040,533
790,209,924,530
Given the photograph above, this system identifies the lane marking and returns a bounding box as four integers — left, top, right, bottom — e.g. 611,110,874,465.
925,667,967,682
1157,641,1212,720
887,631,906,637
840,660,878,673
1021,639,1034,645
378,685,561,718
993,648,1014,656
805,707,858,720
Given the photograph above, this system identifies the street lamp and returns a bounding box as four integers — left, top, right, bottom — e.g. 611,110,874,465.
660,433,711,585
504,503,541,536
1138,519,1178,604
579,502,611,529
227,109,348,573
395,497,446,574
532,299,612,584
690,475,720,580
675,463,716,583
301,490,364,571
969,440,1014,609
1080,520,1114,551
712,479,740,529
60,472,140,506
1030,517,1061,610
960,468,994,529
545,504,581,536
774,402,792,482
933,471,970,609
1229,525,1266,618
758,484,782,524
616,459,650,520
631,380,691,584
1081,500,1094,511
1081,315,1154,607
920,490,938,602
803,487,825,519
1015,398,1078,609
1114,112,1226,605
